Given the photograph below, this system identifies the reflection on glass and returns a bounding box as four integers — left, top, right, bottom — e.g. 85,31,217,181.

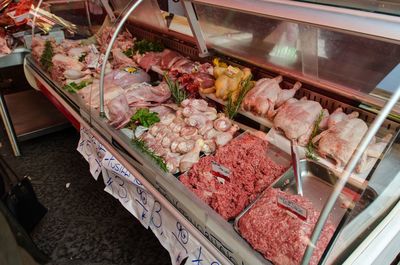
194,4,400,94
295,0,400,17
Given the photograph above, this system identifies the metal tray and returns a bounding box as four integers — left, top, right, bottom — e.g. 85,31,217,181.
233,159,377,259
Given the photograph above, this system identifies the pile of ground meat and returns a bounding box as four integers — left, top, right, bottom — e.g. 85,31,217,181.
179,133,288,220
238,188,336,265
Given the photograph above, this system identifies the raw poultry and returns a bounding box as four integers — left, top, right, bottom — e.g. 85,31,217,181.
242,76,302,119
180,132,289,220
312,117,368,166
201,62,251,102
274,97,326,146
139,99,239,174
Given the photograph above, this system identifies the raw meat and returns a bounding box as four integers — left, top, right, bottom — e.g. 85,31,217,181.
327,107,359,129
125,82,171,107
180,133,288,220
51,54,85,84
238,188,335,265
105,69,150,89
0,34,11,55
312,118,368,166
106,93,132,129
139,99,238,173
96,27,134,53
137,52,162,72
274,98,323,146
111,48,135,68
242,76,301,118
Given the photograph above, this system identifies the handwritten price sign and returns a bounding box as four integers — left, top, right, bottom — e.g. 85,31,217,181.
77,127,106,180
102,167,155,228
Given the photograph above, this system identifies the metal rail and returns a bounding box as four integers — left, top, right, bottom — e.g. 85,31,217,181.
301,83,400,264
99,0,144,116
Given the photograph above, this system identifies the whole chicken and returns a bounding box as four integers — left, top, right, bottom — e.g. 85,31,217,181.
208,64,251,102
242,76,301,118
312,118,368,166
274,98,322,145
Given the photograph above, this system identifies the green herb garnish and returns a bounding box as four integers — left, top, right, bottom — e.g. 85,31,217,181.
62,80,92,94
132,138,168,172
134,39,164,55
123,48,134,57
305,110,324,161
225,74,254,119
40,40,54,72
164,73,187,105
127,108,160,130
78,52,87,62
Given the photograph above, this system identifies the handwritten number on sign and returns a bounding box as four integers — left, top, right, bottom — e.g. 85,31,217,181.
192,247,221,265
172,221,189,254
137,187,147,205
114,176,127,199
150,201,162,228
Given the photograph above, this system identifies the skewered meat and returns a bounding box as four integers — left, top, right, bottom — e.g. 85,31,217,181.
274,98,323,146
312,118,368,166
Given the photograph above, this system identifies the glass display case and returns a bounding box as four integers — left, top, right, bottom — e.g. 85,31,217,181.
24,0,400,264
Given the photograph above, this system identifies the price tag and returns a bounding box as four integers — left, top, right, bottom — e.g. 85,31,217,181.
101,168,155,228
211,161,231,184
77,127,105,180
277,195,307,221
186,246,222,265
101,151,136,182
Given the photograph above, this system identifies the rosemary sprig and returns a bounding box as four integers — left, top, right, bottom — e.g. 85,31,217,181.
225,74,254,119
305,110,324,160
40,40,54,72
62,80,92,94
164,73,187,105
132,138,168,172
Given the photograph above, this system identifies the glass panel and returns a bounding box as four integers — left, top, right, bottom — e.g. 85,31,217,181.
110,0,167,31
295,0,400,17
194,3,400,95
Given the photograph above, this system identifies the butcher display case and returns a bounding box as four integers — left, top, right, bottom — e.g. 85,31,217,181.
24,0,400,265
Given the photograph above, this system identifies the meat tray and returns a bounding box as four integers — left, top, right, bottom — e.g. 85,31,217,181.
233,159,377,262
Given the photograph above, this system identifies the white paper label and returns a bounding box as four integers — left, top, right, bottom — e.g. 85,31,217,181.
211,161,230,184
186,246,222,265
89,44,99,54
277,195,307,221
77,127,105,180
102,167,155,228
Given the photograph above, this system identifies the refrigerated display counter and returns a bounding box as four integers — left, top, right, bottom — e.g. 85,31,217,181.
24,1,400,264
